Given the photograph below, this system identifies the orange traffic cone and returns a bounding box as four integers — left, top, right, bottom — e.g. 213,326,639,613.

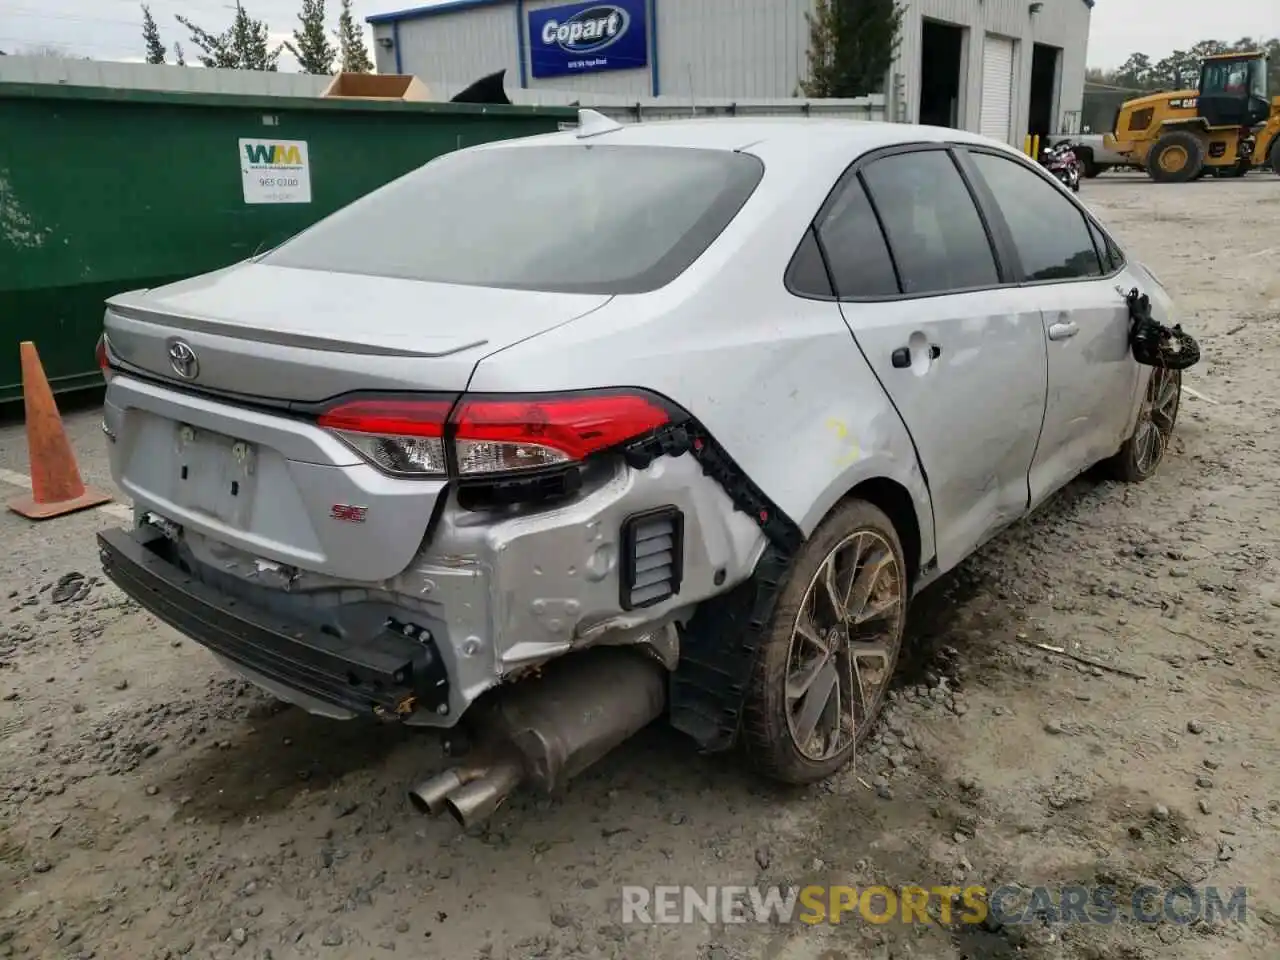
6,341,112,520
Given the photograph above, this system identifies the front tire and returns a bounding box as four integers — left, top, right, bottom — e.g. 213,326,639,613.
1149,131,1205,183
741,499,908,785
1104,368,1181,482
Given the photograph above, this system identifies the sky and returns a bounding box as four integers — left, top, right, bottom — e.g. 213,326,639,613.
0,0,387,69
1087,0,1277,68
0,0,1277,71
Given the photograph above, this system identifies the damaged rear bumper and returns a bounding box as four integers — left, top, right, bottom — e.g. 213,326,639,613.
97,526,451,720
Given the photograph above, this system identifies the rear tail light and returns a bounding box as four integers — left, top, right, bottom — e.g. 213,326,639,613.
96,333,113,383
317,398,452,478
451,393,672,476
317,390,678,481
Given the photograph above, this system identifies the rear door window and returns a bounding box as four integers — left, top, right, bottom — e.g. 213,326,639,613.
1087,220,1124,273
859,150,1001,295
813,177,900,297
1100,224,1126,271
786,227,836,298
966,151,1104,281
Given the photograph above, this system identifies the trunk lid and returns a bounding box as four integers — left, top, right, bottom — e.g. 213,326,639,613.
104,261,612,403
101,262,611,581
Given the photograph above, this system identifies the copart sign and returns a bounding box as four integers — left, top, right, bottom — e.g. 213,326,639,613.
527,0,648,80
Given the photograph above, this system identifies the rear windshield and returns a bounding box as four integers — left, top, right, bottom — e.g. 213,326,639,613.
262,143,765,295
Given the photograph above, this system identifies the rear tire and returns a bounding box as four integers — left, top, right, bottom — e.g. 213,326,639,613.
1270,140,1280,175
741,499,908,785
1076,148,1100,178
1103,368,1181,482
1148,131,1205,183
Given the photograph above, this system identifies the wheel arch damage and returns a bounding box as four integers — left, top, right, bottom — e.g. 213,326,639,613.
670,457,933,754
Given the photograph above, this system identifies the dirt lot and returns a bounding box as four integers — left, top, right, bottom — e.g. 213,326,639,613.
2,174,1280,960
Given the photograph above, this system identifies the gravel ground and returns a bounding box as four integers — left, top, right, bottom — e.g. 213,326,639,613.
2,173,1280,960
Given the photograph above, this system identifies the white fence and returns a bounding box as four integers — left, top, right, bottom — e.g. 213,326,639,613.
0,57,331,97
0,56,887,123
515,92,888,124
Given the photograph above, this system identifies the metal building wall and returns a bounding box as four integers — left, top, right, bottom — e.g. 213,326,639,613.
654,0,815,99
371,0,1090,137
893,0,1091,140
376,0,816,100
370,0,653,99
370,4,521,100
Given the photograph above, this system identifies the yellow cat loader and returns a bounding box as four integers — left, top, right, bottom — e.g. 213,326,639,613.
1104,51,1280,182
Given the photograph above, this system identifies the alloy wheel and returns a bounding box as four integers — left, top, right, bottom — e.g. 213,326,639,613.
783,530,906,761
1133,368,1180,476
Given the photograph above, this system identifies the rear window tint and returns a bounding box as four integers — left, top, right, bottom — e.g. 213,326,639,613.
263,144,764,295
1087,221,1115,272
786,227,835,297
967,151,1103,281
1092,221,1126,271
860,151,999,295
815,177,900,297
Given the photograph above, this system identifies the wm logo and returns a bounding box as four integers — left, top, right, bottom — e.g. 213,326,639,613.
244,143,302,165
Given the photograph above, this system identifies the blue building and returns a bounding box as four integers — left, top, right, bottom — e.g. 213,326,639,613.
366,0,1093,142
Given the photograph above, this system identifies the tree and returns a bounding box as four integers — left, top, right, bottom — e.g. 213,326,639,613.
1264,37,1280,97
286,0,336,74
799,0,839,97
1189,39,1228,61
231,2,282,71
1090,34,1280,99
834,0,902,96
334,0,374,73
175,15,236,68
142,4,167,64
176,2,282,71
1113,53,1153,90
801,0,902,98
1149,49,1202,89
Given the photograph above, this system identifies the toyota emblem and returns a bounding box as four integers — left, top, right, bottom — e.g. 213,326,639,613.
168,340,199,380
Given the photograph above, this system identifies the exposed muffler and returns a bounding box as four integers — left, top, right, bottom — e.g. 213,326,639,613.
408,648,667,828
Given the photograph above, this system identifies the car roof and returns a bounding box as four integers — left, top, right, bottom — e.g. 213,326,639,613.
481,115,1023,166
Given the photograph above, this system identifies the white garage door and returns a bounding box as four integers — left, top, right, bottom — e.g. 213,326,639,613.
980,34,1015,142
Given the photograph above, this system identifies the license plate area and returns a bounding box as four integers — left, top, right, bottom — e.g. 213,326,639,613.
173,422,258,525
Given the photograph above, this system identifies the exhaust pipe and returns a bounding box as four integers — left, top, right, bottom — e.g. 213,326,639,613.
408,764,484,816
408,648,667,826
443,758,525,828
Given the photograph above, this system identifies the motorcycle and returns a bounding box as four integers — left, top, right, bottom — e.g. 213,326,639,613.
1040,140,1082,193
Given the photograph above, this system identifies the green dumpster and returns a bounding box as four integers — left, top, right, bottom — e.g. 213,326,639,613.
0,82,574,404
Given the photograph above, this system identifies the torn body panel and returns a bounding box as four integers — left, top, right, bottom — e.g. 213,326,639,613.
104,442,767,727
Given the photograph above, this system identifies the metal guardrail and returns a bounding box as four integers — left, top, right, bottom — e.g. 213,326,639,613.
532,94,888,124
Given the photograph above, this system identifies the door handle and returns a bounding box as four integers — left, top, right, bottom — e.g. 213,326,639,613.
890,344,942,368
1048,321,1079,341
